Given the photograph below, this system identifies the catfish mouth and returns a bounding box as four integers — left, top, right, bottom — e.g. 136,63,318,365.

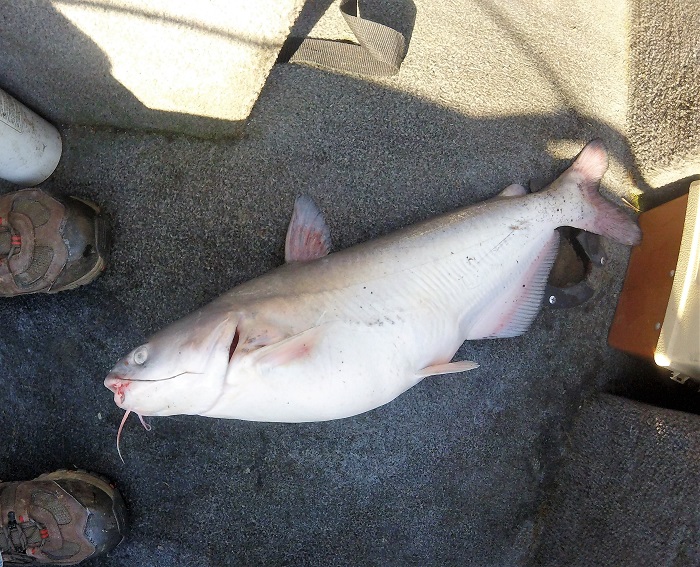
104,371,204,410
105,370,202,385
104,376,136,409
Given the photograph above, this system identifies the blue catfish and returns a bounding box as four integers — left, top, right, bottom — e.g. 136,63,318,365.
105,140,640,427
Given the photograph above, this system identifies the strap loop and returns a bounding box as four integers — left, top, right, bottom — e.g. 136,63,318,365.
287,0,407,77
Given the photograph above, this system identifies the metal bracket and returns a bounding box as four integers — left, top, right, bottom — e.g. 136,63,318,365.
545,230,605,309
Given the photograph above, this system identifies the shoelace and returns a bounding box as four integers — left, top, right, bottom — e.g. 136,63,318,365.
0,218,21,266
0,511,45,557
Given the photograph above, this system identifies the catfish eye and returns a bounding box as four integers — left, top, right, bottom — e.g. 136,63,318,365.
133,346,149,365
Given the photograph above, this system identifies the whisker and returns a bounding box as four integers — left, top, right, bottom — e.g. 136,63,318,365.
137,413,153,431
116,410,131,464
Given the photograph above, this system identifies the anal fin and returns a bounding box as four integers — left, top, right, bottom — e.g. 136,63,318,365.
467,233,560,339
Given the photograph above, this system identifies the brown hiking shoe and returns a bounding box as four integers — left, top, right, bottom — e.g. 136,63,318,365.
0,470,127,565
0,189,110,296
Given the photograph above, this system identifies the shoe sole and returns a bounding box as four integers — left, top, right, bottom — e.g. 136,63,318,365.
49,196,110,293
35,468,128,539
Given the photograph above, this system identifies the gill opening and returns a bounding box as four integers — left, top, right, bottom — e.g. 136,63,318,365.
116,410,153,463
229,327,240,361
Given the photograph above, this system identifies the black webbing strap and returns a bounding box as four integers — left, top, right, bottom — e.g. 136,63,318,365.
287,0,407,77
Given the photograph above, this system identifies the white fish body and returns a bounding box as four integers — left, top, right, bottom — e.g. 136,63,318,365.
105,140,641,422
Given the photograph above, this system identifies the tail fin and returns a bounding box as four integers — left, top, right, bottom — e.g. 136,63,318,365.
557,139,642,246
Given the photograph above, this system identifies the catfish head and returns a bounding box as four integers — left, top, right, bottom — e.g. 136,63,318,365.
104,307,238,417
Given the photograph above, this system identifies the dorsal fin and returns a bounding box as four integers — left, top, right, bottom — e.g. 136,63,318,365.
285,196,332,262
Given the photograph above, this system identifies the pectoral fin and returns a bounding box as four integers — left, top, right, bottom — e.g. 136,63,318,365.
417,360,479,378
248,325,326,368
285,196,332,262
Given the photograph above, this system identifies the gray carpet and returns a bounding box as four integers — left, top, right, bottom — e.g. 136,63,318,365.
628,0,700,199
530,394,700,567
